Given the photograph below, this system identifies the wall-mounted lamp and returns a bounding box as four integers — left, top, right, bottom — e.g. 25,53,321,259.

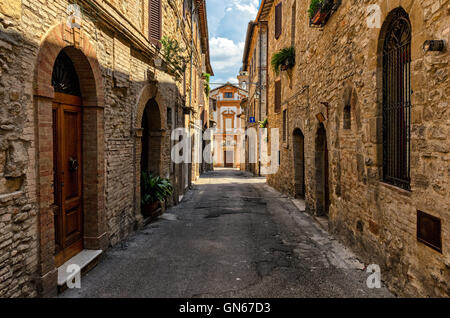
320,102,330,119
423,40,445,53
316,112,326,123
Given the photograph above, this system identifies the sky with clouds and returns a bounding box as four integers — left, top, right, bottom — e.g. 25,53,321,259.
206,0,261,88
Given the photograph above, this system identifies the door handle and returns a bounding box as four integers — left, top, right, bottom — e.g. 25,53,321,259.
69,157,79,172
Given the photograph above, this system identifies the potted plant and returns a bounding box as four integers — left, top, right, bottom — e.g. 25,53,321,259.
203,73,211,97
271,46,295,75
141,171,174,219
182,105,195,115
160,36,188,80
259,118,268,128
309,0,338,27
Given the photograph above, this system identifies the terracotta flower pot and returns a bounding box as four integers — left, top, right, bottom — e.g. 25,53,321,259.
141,201,160,218
312,11,328,25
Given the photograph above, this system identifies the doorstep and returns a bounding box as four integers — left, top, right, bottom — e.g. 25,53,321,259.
57,249,102,287
291,198,306,212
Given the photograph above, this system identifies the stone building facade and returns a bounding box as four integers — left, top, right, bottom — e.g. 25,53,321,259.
242,20,268,176
257,0,449,296
210,83,248,168
0,0,212,297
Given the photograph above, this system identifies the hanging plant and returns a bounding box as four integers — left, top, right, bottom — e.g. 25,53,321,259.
271,46,295,75
160,36,188,80
259,118,268,128
203,73,211,97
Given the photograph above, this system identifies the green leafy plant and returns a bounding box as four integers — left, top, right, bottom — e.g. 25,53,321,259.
160,36,188,80
271,46,295,75
259,118,268,128
308,0,323,18
203,73,211,97
141,171,174,206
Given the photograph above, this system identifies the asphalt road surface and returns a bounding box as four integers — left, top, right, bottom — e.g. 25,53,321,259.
61,168,392,298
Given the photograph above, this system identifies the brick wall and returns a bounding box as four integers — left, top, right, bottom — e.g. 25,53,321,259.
0,0,211,296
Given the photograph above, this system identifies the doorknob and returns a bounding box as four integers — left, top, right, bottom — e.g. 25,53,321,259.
69,157,79,172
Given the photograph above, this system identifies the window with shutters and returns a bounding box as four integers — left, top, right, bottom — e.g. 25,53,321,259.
274,80,281,113
282,109,287,141
382,8,411,190
149,0,161,47
275,3,282,39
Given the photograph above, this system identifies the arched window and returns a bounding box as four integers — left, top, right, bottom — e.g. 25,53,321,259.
382,9,411,190
52,51,81,96
343,104,351,130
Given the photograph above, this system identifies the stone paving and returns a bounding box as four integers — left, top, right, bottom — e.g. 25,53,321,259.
61,168,393,298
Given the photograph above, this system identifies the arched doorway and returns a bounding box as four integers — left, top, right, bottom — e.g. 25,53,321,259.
35,24,106,295
315,123,330,217
293,128,305,199
141,98,162,175
51,49,84,266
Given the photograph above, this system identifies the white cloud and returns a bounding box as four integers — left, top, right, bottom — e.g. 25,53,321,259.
207,0,261,85
209,37,244,72
233,0,259,16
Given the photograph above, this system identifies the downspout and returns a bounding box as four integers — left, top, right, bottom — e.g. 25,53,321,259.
189,0,195,187
258,23,263,176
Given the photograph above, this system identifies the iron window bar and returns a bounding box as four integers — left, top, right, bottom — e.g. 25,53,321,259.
382,10,412,190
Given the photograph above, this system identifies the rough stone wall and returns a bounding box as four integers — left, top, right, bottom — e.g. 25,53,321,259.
265,0,449,297
0,0,208,296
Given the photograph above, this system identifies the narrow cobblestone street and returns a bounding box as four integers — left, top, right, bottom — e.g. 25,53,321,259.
61,169,392,298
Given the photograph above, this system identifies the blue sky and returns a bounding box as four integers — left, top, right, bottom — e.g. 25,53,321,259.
206,0,261,88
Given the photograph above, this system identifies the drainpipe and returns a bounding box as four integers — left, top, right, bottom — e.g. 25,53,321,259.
258,23,263,177
188,0,196,186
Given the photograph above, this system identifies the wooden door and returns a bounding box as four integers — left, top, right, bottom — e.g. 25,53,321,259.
224,151,233,167
53,93,83,267
324,134,330,216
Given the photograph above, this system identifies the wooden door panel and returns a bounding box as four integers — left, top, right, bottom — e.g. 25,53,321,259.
53,96,83,267
225,151,234,167
52,107,62,254
65,206,82,244
63,107,81,201
62,105,82,250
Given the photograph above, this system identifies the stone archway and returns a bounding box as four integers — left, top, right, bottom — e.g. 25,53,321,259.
293,128,305,199
315,123,330,217
141,98,162,175
133,84,165,220
34,23,106,296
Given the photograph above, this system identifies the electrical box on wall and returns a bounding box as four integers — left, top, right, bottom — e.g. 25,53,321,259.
417,210,442,253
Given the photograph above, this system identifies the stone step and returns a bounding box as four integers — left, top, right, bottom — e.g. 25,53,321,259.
292,198,306,212
57,249,102,287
